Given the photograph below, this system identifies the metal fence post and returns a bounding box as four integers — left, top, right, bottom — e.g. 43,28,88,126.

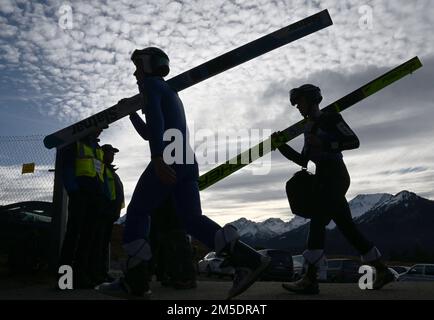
49,147,68,271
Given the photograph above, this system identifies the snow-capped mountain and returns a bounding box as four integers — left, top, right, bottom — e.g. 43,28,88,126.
348,193,393,218
323,190,434,259
229,216,309,239
326,193,393,229
356,190,420,224
247,190,434,262
231,192,395,236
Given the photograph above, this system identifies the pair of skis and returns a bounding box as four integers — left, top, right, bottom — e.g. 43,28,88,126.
44,9,333,149
198,56,423,190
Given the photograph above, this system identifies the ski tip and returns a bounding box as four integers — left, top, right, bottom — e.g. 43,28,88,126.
319,9,333,26
43,136,53,149
404,56,423,74
43,135,63,150
412,56,423,68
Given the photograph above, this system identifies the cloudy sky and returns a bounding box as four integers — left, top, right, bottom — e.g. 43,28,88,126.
1,0,433,226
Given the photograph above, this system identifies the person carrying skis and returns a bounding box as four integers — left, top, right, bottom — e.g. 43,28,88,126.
273,84,394,294
97,47,270,299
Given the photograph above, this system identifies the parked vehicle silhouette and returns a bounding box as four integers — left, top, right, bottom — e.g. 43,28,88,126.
398,264,434,282
0,201,52,273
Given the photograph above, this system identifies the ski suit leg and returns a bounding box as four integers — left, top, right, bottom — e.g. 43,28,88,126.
307,160,350,251
171,178,221,249
313,160,373,255
124,163,219,258
332,198,373,254
307,217,328,250
122,164,171,253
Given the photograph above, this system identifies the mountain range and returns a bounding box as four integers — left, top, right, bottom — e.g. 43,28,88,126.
230,192,394,240
230,191,434,262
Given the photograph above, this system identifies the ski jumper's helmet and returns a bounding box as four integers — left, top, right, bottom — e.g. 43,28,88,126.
131,47,170,77
289,84,322,106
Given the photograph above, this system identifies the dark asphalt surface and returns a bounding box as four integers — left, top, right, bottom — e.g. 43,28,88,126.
1,278,433,300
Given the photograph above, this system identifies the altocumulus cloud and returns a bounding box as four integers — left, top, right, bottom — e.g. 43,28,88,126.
0,0,433,225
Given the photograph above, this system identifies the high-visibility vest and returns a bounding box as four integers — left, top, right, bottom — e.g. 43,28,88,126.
75,142,105,182
105,167,116,201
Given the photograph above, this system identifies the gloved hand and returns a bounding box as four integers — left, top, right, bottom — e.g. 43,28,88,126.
271,131,284,151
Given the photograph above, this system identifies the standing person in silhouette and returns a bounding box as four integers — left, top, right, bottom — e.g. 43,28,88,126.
273,84,394,294
97,47,270,299
59,129,106,288
89,144,125,284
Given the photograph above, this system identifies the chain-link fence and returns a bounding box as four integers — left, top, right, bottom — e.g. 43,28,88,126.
0,135,56,205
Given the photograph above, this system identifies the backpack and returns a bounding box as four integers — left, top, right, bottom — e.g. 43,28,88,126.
285,169,318,219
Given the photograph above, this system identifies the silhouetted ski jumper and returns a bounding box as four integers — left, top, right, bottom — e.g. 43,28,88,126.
100,47,271,299
279,110,373,253
278,84,394,294
123,77,220,250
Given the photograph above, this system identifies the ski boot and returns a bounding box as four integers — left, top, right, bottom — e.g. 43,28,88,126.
96,239,153,299
371,260,395,290
282,263,319,295
96,261,151,299
282,249,324,295
362,247,395,290
215,225,271,300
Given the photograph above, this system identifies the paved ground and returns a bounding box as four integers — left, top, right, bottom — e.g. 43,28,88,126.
1,276,433,300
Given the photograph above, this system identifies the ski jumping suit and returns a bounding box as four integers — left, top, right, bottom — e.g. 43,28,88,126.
123,76,221,260
278,110,381,265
